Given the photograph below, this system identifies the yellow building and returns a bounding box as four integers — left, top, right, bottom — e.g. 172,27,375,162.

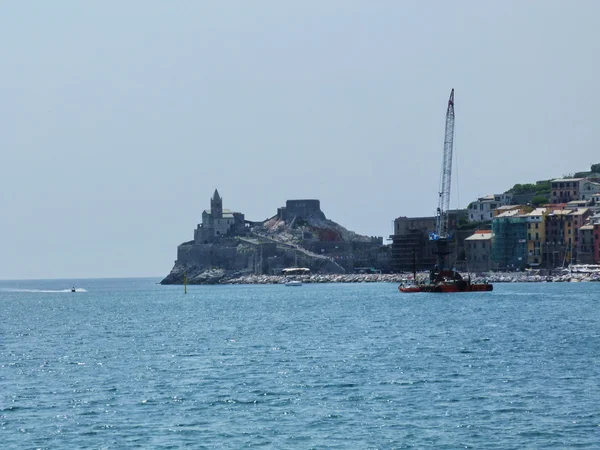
525,208,548,266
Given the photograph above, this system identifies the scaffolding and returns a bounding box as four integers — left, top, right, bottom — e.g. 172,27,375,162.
491,216,528,270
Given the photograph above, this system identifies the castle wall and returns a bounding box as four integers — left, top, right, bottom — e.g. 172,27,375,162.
283,200,326,221
177,242,257,271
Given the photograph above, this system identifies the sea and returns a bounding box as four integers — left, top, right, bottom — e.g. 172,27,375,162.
1,278,599,449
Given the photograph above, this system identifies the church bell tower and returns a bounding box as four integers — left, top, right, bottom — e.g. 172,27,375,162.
211,189,223,219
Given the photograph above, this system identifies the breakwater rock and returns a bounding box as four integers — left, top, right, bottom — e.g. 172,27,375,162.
224,273,405,284
163,269,600,285
474,272,600,283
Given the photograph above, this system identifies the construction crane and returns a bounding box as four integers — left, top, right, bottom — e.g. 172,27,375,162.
429,89,455,272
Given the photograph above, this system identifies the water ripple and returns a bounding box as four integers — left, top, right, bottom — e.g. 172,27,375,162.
1,279,599,448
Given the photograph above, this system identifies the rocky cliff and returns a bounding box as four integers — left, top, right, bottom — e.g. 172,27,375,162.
161,207,384,285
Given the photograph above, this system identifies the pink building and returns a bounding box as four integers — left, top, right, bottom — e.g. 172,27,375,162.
595,224,600,264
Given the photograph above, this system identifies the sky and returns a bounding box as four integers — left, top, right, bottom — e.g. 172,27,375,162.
1,1,599,279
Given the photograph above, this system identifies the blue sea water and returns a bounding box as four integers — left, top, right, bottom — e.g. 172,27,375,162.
1,279,599,449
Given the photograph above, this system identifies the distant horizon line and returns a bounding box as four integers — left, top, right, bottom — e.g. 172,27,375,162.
0,275,164,282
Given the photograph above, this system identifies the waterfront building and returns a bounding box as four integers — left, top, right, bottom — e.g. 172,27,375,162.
390,216,437,272
524,208,548,267
390,210,467,272
564,208,592,265
465,230,492,273
490,209,527,270
594,223,600,264
490,209,528,270
578,224,595,264
543,209,570,268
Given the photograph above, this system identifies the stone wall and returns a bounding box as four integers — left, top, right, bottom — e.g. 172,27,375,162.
177,242,257,271
280,199,326,222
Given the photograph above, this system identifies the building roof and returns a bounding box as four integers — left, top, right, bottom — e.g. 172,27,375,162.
525,208,547,217
204,208,236,219
496,205,519,211
496,209,523,218
567,201,588,206
552,178,585,182
466,231,493,241
569,208,589,216
547,209,571,216
580,224,594,231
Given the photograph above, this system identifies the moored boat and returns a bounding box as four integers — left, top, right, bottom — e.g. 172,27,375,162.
398,90,492,294
399,270,492,293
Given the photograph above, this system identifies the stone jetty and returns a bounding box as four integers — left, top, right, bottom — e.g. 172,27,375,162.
224,273,405,285
472,271,600,283
175,270,600,285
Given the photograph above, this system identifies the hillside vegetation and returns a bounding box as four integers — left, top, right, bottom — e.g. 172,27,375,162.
506,162,600,206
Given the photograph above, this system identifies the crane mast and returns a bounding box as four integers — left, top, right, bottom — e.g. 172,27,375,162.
436,89,455,238
430,89,455,273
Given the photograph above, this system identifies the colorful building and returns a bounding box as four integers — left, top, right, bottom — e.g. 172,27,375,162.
578,224,595,264
551,178,584,204
594,224,600,264
524,208,548,267
543,210,570,268
564,208,592,265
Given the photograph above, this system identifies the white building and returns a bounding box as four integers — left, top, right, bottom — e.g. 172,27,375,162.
579,180,600,201
467,193,513,222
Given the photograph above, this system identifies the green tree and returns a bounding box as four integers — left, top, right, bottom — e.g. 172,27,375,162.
591,163,600,173
531,195,549,207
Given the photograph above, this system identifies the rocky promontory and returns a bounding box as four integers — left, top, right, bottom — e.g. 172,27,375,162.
161,195,388,285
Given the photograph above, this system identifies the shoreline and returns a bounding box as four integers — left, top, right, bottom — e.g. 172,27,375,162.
171,271,600,285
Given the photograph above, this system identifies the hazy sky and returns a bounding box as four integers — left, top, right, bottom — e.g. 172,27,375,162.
2,1,599,279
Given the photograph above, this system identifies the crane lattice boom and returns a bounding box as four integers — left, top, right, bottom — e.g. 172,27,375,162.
436,89,455,239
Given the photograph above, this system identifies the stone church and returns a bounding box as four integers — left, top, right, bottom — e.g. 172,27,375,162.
194,189,245,243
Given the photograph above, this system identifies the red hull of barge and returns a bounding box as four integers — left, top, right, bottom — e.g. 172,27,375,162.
399,282,493,293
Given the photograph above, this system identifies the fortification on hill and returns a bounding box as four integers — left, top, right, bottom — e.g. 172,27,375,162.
160,191,388,284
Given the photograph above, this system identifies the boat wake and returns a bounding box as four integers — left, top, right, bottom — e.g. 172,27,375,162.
0,288,88,293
